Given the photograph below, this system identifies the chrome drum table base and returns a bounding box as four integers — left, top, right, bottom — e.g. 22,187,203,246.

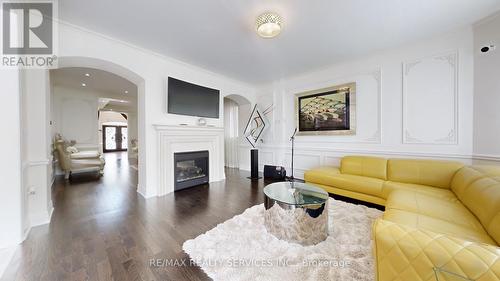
263,182,329,246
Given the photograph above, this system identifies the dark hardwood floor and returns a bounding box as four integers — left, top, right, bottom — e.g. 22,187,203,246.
2,152,272,281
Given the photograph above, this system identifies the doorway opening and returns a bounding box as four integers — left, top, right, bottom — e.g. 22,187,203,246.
223,94,252,169
103,125,127,152
99,110,129,152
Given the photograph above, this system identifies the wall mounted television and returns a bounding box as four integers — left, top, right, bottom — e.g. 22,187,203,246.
167,77,220,118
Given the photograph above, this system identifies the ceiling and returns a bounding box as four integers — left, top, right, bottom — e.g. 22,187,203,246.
58,0,500,84
51,67,137,96
98,98,133,112
51,67,138,112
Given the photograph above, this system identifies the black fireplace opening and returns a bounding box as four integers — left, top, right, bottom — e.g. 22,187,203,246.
174,150,209,191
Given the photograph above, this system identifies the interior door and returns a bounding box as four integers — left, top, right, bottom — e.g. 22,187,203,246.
103,125,128,152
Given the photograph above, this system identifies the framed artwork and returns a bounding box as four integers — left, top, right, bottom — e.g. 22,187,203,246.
295,82,356,135
243,105,268,148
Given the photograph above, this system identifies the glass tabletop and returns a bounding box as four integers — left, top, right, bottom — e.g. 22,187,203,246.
263,182,329,206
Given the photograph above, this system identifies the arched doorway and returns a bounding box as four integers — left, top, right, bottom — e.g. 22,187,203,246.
52,56,146,187
223,94,251,169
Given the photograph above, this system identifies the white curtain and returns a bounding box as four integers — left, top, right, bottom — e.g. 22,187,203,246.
224,98,239,168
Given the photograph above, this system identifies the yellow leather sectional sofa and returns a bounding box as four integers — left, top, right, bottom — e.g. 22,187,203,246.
304,156,500,281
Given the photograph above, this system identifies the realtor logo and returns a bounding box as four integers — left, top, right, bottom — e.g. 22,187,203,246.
3,2,52,54
1,1,57,68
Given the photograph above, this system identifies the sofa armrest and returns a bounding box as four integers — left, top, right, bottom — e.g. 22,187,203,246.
373,219,500,281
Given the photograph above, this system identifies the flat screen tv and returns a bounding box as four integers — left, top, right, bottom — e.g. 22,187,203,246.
167,77,220,118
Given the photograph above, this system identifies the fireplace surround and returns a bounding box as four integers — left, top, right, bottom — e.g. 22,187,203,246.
154,124,225,196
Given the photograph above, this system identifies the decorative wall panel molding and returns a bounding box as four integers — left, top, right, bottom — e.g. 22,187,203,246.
403,51,458,144
259,151,275,166
284,153,321,171
363,68,382,143
323,156,342,166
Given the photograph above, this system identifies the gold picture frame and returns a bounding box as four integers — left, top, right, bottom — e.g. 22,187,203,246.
295,82,356,136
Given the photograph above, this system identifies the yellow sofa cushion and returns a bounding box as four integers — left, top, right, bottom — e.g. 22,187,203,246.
387,159,464,189
340,156,388,180
308,182,386,206
304,166,340,185
454,174,500,245
374,219,500,281
305,167,384,197
386,190,485,231
325,174,384,197
383,208,495,244
381,181,458,201
489,213,500,246
475,165,500,176
450,165,488,196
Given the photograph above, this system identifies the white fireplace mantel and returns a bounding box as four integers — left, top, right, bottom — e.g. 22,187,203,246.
154,124,225,196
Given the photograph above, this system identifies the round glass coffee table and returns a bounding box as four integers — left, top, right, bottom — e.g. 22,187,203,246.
263,182,329,246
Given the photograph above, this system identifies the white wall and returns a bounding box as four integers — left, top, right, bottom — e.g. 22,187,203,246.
253,27,481,178
21,70,53,230
52,85,100,148
54,20,256,198
0,69,48,273
473,13,500,160
0,69,24,249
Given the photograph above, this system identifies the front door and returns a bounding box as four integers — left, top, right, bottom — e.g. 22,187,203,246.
103,125,128,152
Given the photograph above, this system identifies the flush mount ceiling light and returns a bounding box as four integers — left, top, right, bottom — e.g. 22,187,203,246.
256,12,283,38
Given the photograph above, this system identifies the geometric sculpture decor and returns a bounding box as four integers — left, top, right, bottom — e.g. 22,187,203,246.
243,105,268,180
243,105,268,148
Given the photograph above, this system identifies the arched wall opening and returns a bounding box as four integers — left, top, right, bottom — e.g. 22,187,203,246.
223,94,252,169
53,56,146,189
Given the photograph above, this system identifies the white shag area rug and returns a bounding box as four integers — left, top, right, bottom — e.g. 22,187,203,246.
183,198,383,281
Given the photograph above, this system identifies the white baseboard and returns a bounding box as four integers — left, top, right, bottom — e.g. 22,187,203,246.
21,207,54,248
29,206,53,228
22,225,31,242
0,246,17,279
136,185,155,199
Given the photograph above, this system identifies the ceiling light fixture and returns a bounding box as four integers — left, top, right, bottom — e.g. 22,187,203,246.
84,73,90,77
81,83,86,87
124,90,129,94
256,12,283,38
